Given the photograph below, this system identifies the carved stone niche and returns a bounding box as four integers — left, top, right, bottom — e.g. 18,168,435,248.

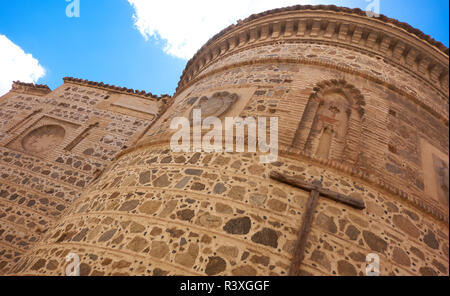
189,91,239,120
292,79,366,164
21,125,66,154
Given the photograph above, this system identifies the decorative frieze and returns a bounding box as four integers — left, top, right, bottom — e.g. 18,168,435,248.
177,7,448,100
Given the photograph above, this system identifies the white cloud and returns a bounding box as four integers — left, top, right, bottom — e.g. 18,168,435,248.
128,0,318,60
0,35,46,96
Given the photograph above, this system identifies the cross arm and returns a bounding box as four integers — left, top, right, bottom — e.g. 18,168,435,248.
270,171,366,210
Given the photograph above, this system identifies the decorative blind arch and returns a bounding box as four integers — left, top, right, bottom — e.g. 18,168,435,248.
292,79,366,164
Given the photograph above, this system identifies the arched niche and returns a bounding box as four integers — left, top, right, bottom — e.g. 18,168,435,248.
21,125,66,156
292,79,366,164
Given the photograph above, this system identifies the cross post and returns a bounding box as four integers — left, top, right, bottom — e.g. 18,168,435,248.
270,171,366,276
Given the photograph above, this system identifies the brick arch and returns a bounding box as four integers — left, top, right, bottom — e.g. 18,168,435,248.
292,79,366,164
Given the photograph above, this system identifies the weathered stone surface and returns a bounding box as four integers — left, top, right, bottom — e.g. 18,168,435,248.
385,202,399,213
166,227,185,238
366,201,385,217
217,246,239,259
119,200,139,212
228,186,246,200
250,255,270,266
177,209,195,221
216,203,233,214
424,230,439,250
345,225,360,241
185,169,203,176
161,156,172,163
248,164,265,176
349,252,366,262
130,222,146,233
139,171,150,184
205,256,226,275
363,231,388,253
272,187,287,199
175,244,199,268
223,217,251,235
249,193,266,206
188,153,201,164
31,259,46,271
420,267,438,276
174,156,186,163
392,247,411,266
98,229,117,242
310,250,331,271
175,176,191,189
432,259,447,274
126,236,148,252
337,260,357,276
315,213,338,234
72,228,89,242
213,156,230,166
139,200,162,215
232,265,257,276
443,244,449,259
46,260,58,271
348,214,369,228
159,200,178,218
153,268,169,276
267,199,287,212
79,263,91,276
213,183,227,194
197,213,222,228
201,235,212,244
410,246,425,260
153,174,171,187
402,209,420,221
191,182,205,191
392,215,420,238
112,260,131,269
150,241,169,258
251,228,279,248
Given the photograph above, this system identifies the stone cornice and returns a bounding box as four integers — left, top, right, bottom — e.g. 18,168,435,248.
62,77,172,104
10,81,52,96
176,5,449,100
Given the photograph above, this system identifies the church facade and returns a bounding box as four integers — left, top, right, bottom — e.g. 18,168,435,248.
0,5,448,276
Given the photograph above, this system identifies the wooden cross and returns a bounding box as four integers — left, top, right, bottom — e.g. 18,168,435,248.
269,171,366,276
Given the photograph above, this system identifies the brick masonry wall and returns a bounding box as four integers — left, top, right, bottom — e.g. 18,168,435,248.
0,82,163,274
9,44,448,275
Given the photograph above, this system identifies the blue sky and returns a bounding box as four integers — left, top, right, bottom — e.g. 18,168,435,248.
0,0,448,96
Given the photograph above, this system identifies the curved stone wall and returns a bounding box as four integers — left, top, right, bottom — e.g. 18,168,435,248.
9,6,449,276
9,146,448,276
0,80,165,275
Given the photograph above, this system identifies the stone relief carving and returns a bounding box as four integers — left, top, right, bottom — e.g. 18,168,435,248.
189,91,239,120
292,79,366,163
21,125,66,155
